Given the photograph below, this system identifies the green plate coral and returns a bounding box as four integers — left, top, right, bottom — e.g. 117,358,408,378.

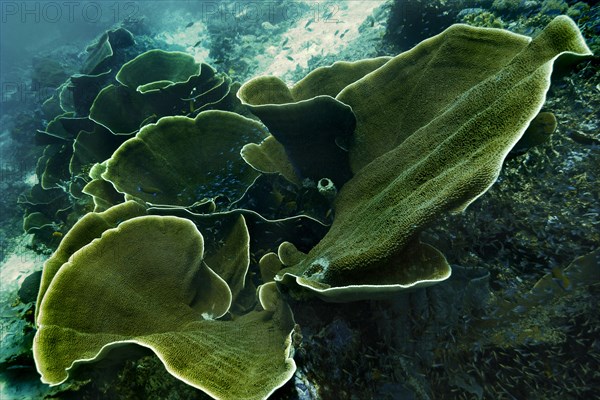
30,15,591,399
34,212,295,400
102,110,268,206
240,16,591,301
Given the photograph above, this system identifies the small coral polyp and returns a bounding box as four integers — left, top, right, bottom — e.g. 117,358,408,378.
32,16,591,399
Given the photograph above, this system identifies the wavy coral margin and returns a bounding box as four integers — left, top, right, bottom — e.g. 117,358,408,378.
33,331,296,400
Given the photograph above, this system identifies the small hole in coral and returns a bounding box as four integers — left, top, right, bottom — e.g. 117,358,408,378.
319,178,332,188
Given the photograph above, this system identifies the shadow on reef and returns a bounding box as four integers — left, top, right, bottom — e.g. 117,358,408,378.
5,11,598,400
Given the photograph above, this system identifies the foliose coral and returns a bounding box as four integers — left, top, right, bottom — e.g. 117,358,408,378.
30,16,591,399
241,16,591,301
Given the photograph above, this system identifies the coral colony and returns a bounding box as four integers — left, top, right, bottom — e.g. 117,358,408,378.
28,16,592,400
